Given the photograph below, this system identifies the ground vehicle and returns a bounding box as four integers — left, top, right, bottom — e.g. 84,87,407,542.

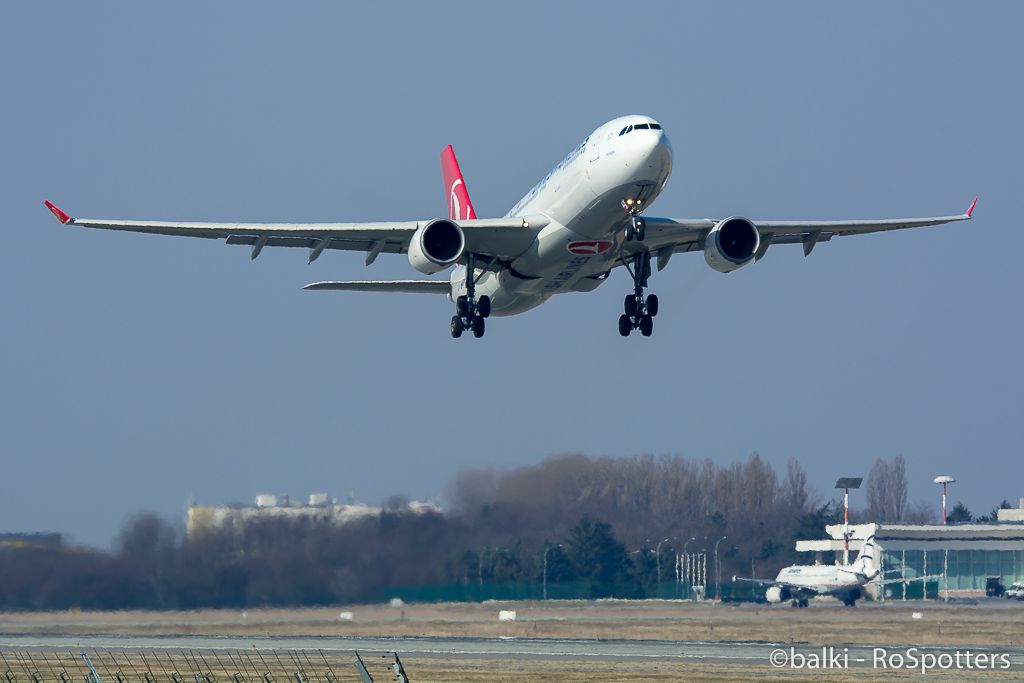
1005,582,1024,600
986,576,1005,597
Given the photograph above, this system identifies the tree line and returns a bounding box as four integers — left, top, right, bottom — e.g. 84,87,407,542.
0,452,970,610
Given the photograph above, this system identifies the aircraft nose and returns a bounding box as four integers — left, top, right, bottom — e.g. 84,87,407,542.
639,129,673,174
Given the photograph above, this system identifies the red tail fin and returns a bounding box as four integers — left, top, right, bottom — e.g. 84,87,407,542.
440,145,476,220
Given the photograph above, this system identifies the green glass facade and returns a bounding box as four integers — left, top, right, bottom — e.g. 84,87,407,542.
881,548,1024,594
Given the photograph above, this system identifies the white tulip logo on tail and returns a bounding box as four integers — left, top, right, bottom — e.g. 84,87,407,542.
440,144,476,220
450,178,467,221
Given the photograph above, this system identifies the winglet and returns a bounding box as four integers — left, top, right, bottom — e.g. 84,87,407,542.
965,197,978,218
44,200,73,225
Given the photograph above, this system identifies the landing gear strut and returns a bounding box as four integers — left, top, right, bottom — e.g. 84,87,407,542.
622,198,646,241
451,253,490,339
618,251,658,337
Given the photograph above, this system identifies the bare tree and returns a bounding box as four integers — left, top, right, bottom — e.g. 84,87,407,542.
866,458,892,521
891,455,908,521
866,455,910,522
784,457,809,512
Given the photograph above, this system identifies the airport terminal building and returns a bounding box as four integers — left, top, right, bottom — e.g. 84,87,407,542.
796,514,1024,597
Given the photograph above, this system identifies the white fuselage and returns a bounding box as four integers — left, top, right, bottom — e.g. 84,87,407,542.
450,115,674,315
773,564,867,596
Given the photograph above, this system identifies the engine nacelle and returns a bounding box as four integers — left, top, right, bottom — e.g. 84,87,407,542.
704,216,760,273
765,585,790,604
408,219,466,274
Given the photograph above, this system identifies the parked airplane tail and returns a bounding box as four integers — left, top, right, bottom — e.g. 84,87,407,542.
440,145,477,221
851,534,879,577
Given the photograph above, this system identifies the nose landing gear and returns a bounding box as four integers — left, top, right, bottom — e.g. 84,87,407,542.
622,198,646,241
450,253,490,339
618,251,658,337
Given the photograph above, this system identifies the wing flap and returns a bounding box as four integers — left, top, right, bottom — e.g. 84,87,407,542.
303,280,451,294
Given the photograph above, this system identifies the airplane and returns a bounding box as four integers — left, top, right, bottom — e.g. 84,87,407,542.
733,535,941,607
43,115,977,339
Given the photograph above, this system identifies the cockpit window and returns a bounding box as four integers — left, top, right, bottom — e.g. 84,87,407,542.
618,122,661,136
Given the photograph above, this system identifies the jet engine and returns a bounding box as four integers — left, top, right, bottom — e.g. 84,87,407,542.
704,216,760,273
765,585,790,604
408,219,466,274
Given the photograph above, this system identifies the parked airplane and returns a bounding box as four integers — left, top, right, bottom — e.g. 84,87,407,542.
733,535,939,607
44,115,976,339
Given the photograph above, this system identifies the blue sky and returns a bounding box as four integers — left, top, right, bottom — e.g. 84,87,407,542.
2,2,1021,546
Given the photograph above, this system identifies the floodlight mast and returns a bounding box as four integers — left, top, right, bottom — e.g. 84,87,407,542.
835,477,863,565
933,475,956,525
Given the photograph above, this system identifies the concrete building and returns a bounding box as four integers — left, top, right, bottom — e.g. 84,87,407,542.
186,493,442,538
796,521,1024,597
996,497,1024,522
0,532,64,550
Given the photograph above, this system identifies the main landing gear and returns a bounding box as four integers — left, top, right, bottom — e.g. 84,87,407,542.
450,254,490,339
618,251,658,337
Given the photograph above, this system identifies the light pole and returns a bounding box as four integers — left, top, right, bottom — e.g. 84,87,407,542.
835,477,863,565
699,548,708,597
655,537,671,588
714,536,727,600
542,543,563,600
933,476,955,524
683,536,696,583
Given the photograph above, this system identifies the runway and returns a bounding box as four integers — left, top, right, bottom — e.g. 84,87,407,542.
2,634,1022,670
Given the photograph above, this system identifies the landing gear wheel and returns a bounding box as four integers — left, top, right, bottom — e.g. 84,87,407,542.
646,294,659,317
451,254,491,339
632,216,646,242
617,251,659,337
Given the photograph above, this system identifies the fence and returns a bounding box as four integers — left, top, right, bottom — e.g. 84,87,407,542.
0,649,401,683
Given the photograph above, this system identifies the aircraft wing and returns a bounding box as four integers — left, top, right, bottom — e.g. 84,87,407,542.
43,201,540,264
732,576,777,588
634,199,976,265
734,576,833,601
733,576,814,591
872,574,945,586
303,280,450,294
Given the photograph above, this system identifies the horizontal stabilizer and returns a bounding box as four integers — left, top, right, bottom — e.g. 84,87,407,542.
304,280,450,294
